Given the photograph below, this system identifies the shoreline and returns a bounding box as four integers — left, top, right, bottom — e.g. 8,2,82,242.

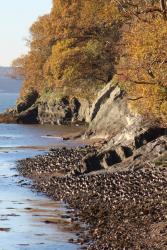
0,146,80,249
17,135,167,249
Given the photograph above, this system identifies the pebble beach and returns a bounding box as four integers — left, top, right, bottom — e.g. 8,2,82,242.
18,139,167,250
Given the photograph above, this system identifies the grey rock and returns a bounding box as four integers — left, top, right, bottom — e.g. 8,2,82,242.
86,81,139,139
78,98,90,123
89,81,121,122
100,135,167,170
38,96,82,125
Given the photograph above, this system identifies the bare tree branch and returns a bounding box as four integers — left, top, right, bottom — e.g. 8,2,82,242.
128,96,144,101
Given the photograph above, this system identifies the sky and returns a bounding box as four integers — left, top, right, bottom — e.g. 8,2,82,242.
0,0,52,66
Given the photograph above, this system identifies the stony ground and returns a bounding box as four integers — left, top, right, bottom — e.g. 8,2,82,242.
18,136,167,250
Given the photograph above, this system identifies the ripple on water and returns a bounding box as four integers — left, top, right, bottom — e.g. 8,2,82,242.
0,148,79,250
0,78,82,250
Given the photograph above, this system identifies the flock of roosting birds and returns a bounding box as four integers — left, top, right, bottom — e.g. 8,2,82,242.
18,136,167,249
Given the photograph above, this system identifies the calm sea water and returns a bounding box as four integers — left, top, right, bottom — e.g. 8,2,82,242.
0,76,21,113
0,77,80,250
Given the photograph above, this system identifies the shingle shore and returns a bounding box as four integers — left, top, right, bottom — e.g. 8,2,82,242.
18,143,167,250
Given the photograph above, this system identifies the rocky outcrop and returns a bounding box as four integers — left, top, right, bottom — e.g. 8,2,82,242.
0,90,39,124
1,80,134,127
16,104,38,124
77,98,90,123
37,95,92,125
98,127,167,170
38,96,82,125
86,81,140,138
2,94,86,125
2,80,166,140
0,104,39,124
17,90,38,113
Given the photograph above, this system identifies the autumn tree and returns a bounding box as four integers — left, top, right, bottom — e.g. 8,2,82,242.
12,14,55,98
116,0,167,124
13,0,123,100
12,0,167,123
42,0,122,98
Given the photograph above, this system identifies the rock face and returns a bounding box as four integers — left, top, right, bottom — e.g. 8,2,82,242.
37,81,140,131
38,96,92,125
7,95,84,125
3,80,165,138
38,96,82,125
16,104,38,124
77,98,90,123
17,90,39,113
2,80,138,127
98,127,167,170
38,97,71,125
86,81,140,138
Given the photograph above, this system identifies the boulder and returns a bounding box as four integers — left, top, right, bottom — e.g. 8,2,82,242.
81,153,102,173
64,152,103,176
97,126,167,170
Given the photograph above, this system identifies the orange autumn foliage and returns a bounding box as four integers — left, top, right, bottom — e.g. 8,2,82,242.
116,2,167,124
12,0,167,124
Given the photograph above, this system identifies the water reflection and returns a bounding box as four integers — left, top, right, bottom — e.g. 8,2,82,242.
0,77,82,250
0,150,78,250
